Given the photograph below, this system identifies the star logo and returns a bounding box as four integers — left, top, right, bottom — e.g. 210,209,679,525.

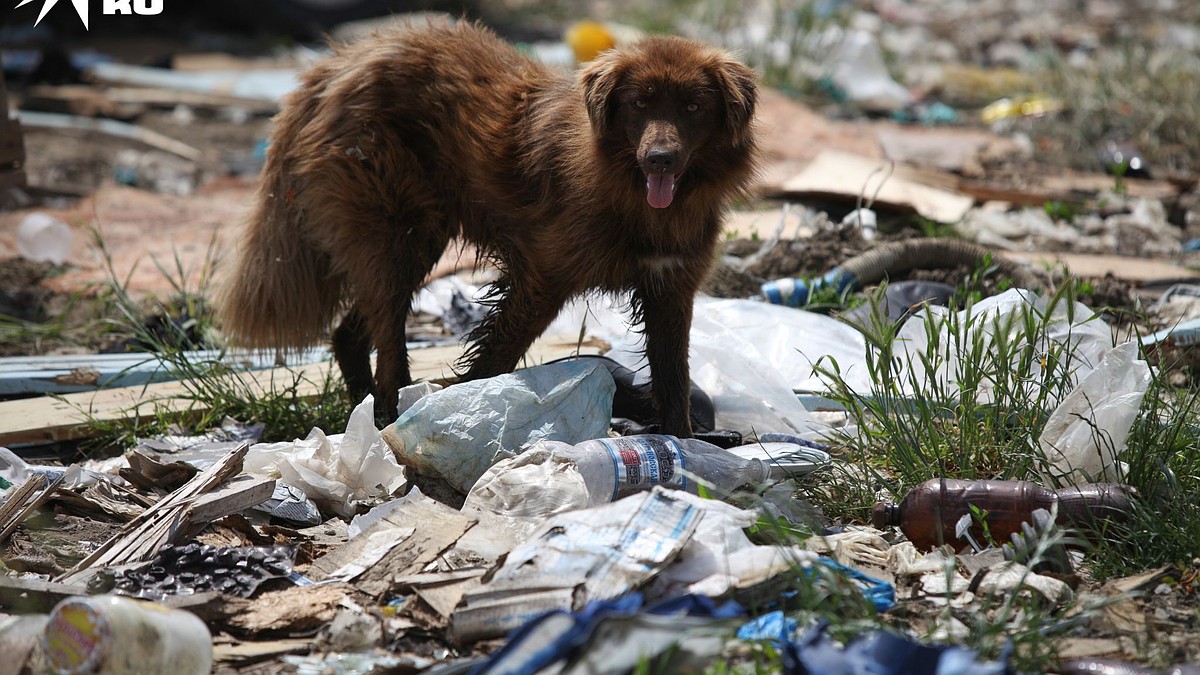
13,0,90,30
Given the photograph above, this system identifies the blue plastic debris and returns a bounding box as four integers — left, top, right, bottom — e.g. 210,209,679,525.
738,617,1011,675
761,268,856,307
467,593,744,675
814,558,895,613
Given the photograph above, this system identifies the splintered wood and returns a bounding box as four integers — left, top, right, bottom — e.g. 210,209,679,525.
56,443,271,584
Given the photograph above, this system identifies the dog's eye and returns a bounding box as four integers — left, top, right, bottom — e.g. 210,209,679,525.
686,103,699,112
634,99,647,109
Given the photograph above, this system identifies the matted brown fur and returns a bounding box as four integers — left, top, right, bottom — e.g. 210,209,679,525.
216,21,758,435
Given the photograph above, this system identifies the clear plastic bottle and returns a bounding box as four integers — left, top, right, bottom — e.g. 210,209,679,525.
554,434,771,504
41,595,212,675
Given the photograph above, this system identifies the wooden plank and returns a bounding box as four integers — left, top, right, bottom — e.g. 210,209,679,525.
185,473,276,524
57,444,249,583
0,575,86,613
104,86,278,115
1020,252,1200,282
17,110,203,162
0,335,602,446
21,84,145,119
0,474,47,541
0,347,331,396
0,473,64,542
958,174,1179,206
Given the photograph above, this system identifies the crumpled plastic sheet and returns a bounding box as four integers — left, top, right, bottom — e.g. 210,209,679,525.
382,360,615,493
1038,340,1150,483
894,288,1113,403
244,395,407,519
737,616,1011,675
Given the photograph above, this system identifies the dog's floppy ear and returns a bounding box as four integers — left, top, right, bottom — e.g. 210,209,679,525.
710,58,758,148
580,52,625,138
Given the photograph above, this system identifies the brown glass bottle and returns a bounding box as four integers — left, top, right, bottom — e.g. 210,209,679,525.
871,478,1136,552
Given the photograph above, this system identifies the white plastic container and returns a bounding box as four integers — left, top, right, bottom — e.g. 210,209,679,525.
16,212,74,265
41,595,212,675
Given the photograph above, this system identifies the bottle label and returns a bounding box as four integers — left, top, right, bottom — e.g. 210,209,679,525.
44,600,108,674
595,436,688,501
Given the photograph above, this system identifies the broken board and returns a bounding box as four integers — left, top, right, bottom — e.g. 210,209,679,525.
0,335,603,446
771,150,975,224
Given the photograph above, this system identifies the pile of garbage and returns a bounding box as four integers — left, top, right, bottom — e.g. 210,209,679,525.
3,287,1193,673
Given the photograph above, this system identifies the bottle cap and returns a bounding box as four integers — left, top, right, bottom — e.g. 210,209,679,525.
870,502,897,529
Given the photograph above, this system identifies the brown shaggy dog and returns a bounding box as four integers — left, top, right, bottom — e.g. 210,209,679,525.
217,21,758,436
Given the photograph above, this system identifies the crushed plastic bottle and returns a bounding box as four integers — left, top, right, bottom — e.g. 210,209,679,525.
552,434,771,505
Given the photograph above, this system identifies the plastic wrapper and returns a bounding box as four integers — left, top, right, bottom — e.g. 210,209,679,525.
382,360,615,493
1039,340,1150,482
245,395,407,518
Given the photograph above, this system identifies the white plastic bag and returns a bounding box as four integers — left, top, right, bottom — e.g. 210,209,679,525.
381,360,615,493
245,395,407,518
1039,341,1150,482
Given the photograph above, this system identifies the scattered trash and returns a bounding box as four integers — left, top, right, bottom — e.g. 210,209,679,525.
872,478,1136,553
826,29,914,112
452,487,820,642
382,360,615,493
461,593,743,675
738,617,1009,675
761,239,1037,308
114,544,295,599
980,95,1065,124
468,434,771,513
42,595,213,675
1039,341,1151,483
15,212,72,265
246,395,407,519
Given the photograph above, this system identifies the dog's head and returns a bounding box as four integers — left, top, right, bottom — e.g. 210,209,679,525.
580,37,757,209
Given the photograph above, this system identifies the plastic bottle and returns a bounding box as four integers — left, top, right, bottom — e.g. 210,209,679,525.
41,595,212,675
871,478,1136,552
554,434,772,504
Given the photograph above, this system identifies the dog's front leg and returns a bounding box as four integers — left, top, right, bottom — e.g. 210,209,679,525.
460,274,570,381
636,275,696,438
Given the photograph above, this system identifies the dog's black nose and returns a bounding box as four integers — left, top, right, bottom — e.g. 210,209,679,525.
645,149,678,173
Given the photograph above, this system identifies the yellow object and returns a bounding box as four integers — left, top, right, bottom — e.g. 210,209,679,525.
566,21,616,63
981,95,1065,124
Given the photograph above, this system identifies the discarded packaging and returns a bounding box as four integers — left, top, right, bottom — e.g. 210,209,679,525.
466,593,742,675
453,486,820,642
738,616,1009,675
245,394,407,518
42,595,212,675
827,29,914,111
16,213,73,265
467,434,771,514
1039,341,1150,483
382,360,615,493
872,478,1136,552
725,439,831,477
114,543,295,599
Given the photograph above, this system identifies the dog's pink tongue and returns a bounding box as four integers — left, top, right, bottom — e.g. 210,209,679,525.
646,173,675,209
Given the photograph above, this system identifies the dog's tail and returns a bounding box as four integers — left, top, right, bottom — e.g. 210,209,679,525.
215,169,344,351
